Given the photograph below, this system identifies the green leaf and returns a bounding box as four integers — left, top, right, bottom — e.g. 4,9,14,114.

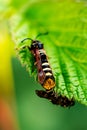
9,0,87,106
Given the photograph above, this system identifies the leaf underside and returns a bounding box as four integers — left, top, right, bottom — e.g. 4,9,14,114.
9,0,87,106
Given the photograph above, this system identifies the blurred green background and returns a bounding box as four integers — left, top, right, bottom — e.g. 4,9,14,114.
0,0,87,130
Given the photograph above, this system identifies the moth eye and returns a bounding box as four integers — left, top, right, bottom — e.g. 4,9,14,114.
38,44,43,49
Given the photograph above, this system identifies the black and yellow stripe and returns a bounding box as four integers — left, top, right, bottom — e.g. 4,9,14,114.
39,50,55,90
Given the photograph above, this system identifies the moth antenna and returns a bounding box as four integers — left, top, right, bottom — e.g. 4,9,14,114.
21,38,33,43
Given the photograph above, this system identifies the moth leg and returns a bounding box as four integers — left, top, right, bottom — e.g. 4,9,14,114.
34,62,37,66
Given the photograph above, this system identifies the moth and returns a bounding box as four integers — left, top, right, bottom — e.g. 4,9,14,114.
21,32,55,91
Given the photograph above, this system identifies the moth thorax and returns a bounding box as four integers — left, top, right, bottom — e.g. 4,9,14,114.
43,78,55,90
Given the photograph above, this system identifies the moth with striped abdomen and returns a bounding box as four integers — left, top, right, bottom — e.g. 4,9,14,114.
21,32,55,91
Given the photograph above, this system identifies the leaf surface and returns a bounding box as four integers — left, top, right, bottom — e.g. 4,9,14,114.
9,0,87,105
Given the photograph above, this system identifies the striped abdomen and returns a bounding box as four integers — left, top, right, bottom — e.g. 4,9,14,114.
39,49,55,90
